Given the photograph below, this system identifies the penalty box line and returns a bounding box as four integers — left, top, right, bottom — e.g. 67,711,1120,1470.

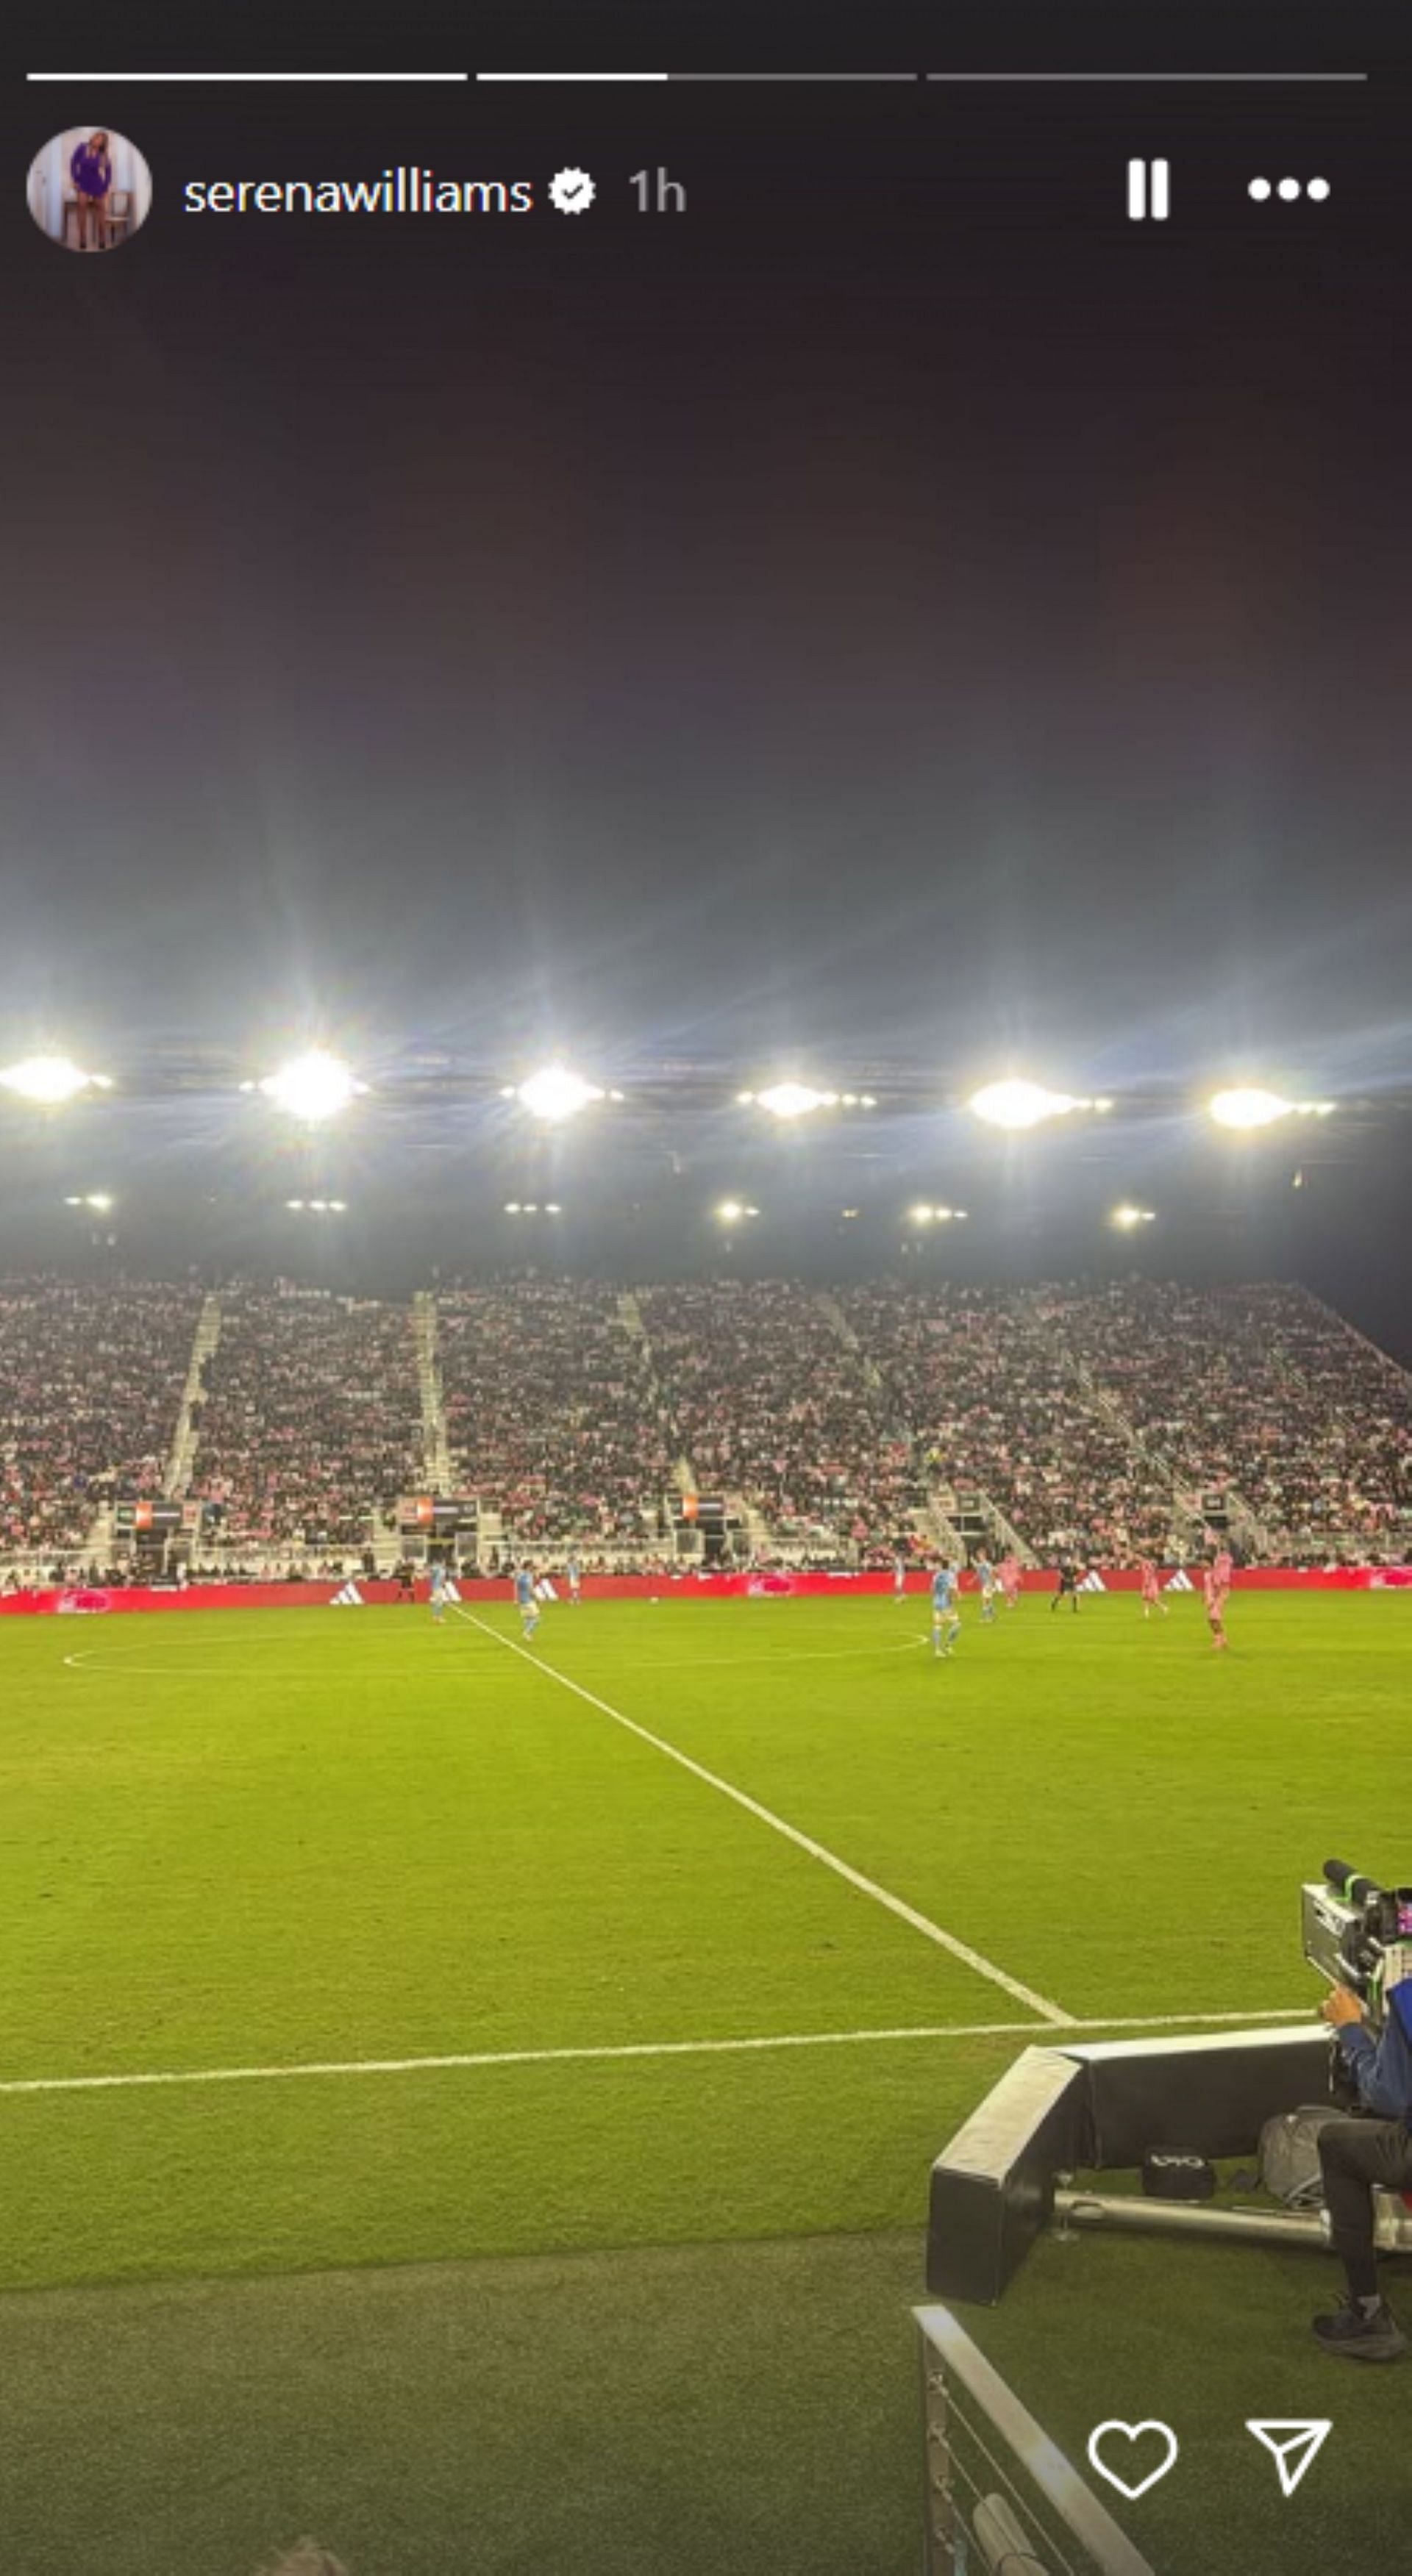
452,1606,1074,2025
0,2009,1311,2101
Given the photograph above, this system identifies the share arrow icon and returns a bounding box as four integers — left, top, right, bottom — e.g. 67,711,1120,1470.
1245,2419,1333,2498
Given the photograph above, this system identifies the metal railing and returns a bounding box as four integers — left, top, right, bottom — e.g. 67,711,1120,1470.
919,2304,1156,2576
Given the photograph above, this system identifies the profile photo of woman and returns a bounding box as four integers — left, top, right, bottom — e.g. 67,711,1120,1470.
26,126,154,253
70,129,113,248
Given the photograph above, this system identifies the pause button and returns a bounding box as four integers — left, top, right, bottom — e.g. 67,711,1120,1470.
1127,157,1170,221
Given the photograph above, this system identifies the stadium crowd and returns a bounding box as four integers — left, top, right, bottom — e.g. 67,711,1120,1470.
189,1283,424,1548
840,1281,1183,1562
0,1271,1408,1575
438,1278,677,1543
636,1280,919,1547
0,1276,199,1553
1049,1280,1412,1556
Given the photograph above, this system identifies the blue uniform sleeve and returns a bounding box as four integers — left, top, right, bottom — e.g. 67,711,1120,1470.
1338,2003,1412,2122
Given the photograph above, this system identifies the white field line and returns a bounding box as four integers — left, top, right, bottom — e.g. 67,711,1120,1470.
454,1606,1074,2025
0,2008,1312,2101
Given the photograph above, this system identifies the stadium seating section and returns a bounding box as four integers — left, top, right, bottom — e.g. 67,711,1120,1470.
0,1277,202,1550
438,1280,674,1544
0,1272,1407,1564
190,1284,424,1548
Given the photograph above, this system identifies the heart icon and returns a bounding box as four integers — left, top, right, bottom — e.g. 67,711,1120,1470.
1086,2419,1180,2501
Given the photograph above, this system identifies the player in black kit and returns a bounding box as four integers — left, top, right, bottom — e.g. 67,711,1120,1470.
1051,1557,1080,1612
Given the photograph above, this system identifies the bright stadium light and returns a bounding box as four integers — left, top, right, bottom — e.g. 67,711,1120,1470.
969,1079,1109,1130
1110,1203,1156,1230
1208,1087,1336,1131
716,1199,759,1223
252,1048,364,1123
752,1083,841,1120
910,1203,969,1225
1,1054,110,1106
512,1065,605,1123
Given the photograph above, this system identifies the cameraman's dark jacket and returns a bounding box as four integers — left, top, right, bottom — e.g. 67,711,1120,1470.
1336,1982,1412,2126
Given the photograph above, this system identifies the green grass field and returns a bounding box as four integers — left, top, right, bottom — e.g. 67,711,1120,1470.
1,1589,1410,2576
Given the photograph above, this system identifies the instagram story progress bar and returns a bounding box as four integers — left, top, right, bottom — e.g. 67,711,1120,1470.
28,67,1369,83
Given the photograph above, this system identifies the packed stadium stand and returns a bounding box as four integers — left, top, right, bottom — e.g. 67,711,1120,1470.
1047,1280,1412,1557
188,1282,425,1550
635,1280,919,1548
0,1276,201,1554
840,1281,1184,1563
437,1278,677,1544
0,1272,1407,1570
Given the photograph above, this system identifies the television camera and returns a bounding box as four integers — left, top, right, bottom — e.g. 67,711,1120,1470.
1302,1858,1412,2031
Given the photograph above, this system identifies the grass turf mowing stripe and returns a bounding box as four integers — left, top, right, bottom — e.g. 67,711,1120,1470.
454,1604,1074,2024
0,2006,1311,2100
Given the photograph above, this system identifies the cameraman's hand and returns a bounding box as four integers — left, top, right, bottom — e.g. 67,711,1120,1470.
1322,1988,1365,2029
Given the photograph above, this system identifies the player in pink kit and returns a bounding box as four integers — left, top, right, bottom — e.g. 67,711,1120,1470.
1202,1562,1229,1651
1138,1556,1168,1619
998,1552,1021,1609
1213,1545,1234,1603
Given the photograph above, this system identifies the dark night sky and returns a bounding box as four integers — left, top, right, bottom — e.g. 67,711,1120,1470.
3,13,1411,1332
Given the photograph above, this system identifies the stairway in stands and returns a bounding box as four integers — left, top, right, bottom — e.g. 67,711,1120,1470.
414,1292,454,1492
163,1291,222,1499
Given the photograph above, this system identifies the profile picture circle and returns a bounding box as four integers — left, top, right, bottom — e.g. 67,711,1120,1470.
28,127,152,252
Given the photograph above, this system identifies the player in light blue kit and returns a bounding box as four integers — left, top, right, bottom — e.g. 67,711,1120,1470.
429,1560,449,1625
974,1556,997,1625
567,1551,582,1605
931,1561,960,1659
514,1563,541,1641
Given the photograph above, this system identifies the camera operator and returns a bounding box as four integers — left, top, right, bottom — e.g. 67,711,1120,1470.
1313,1964,1412,2360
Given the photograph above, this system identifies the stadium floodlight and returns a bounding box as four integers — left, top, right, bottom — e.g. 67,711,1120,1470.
1110,1203,1156,1229
1,1053,109,1106
545,1201,563,1214
968,1078,1109,1130
752,1082,841,1120
716,1199,760,1223
1208,1087,1335,1130
909,1203,969,1225
252,1048,364,1123
512,1065,605,1123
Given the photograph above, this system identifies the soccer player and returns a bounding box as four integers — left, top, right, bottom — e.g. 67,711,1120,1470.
1138,1556,1169,1620
1202,1562,1229,1652
514,1562,541,1642
1213,1545,1234,1605
999,1551,1021,1610
567,1550,582,1605
974,1554,997,1624
1051,1556,1080,1613
429,1559,449,1625
894,1546,909,1600
931,1561,960,1658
